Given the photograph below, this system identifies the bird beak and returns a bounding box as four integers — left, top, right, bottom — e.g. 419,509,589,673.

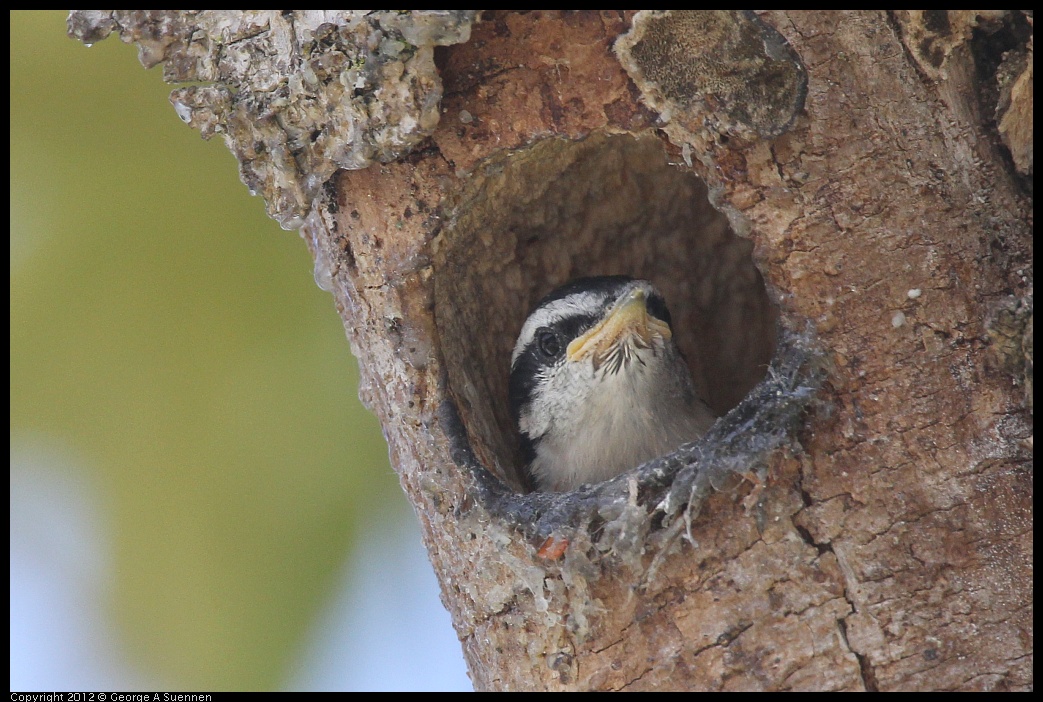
566,287,672,368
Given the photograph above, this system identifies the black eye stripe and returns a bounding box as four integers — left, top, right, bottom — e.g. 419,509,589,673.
645,294,673,328
515,313,600,365
555,313,599,343
509,349,540,408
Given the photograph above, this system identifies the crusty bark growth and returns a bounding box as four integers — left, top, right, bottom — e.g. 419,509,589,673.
616,10,807,140
68,10,477,228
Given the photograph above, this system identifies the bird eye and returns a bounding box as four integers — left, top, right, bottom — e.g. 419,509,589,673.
536,328,562,360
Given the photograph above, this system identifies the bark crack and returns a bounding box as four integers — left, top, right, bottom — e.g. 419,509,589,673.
794,482,881,691
837,617,880,692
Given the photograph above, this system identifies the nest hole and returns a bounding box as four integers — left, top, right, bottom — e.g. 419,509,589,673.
433,132,777,492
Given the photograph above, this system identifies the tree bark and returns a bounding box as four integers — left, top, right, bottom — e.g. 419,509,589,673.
69,10,1032,691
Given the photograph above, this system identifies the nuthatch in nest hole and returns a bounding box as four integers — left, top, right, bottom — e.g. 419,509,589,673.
510,276,716,492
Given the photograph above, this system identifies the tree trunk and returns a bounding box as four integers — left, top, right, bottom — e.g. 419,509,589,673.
69,10,1032,691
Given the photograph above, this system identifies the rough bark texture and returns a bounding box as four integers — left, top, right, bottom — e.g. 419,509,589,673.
70,10,1032,691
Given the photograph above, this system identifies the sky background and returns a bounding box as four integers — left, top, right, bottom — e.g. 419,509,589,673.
10,10,470,691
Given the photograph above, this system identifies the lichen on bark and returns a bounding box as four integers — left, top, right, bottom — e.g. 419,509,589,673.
68,10,478,228
615,10,808,142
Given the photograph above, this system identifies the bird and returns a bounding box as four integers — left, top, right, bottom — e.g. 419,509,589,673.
509,275,717,492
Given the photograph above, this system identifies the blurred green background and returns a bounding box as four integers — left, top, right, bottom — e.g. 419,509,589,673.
10,10,411,689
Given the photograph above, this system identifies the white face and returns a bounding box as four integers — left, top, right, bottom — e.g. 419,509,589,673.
515,281,667,440
510,278,712,491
